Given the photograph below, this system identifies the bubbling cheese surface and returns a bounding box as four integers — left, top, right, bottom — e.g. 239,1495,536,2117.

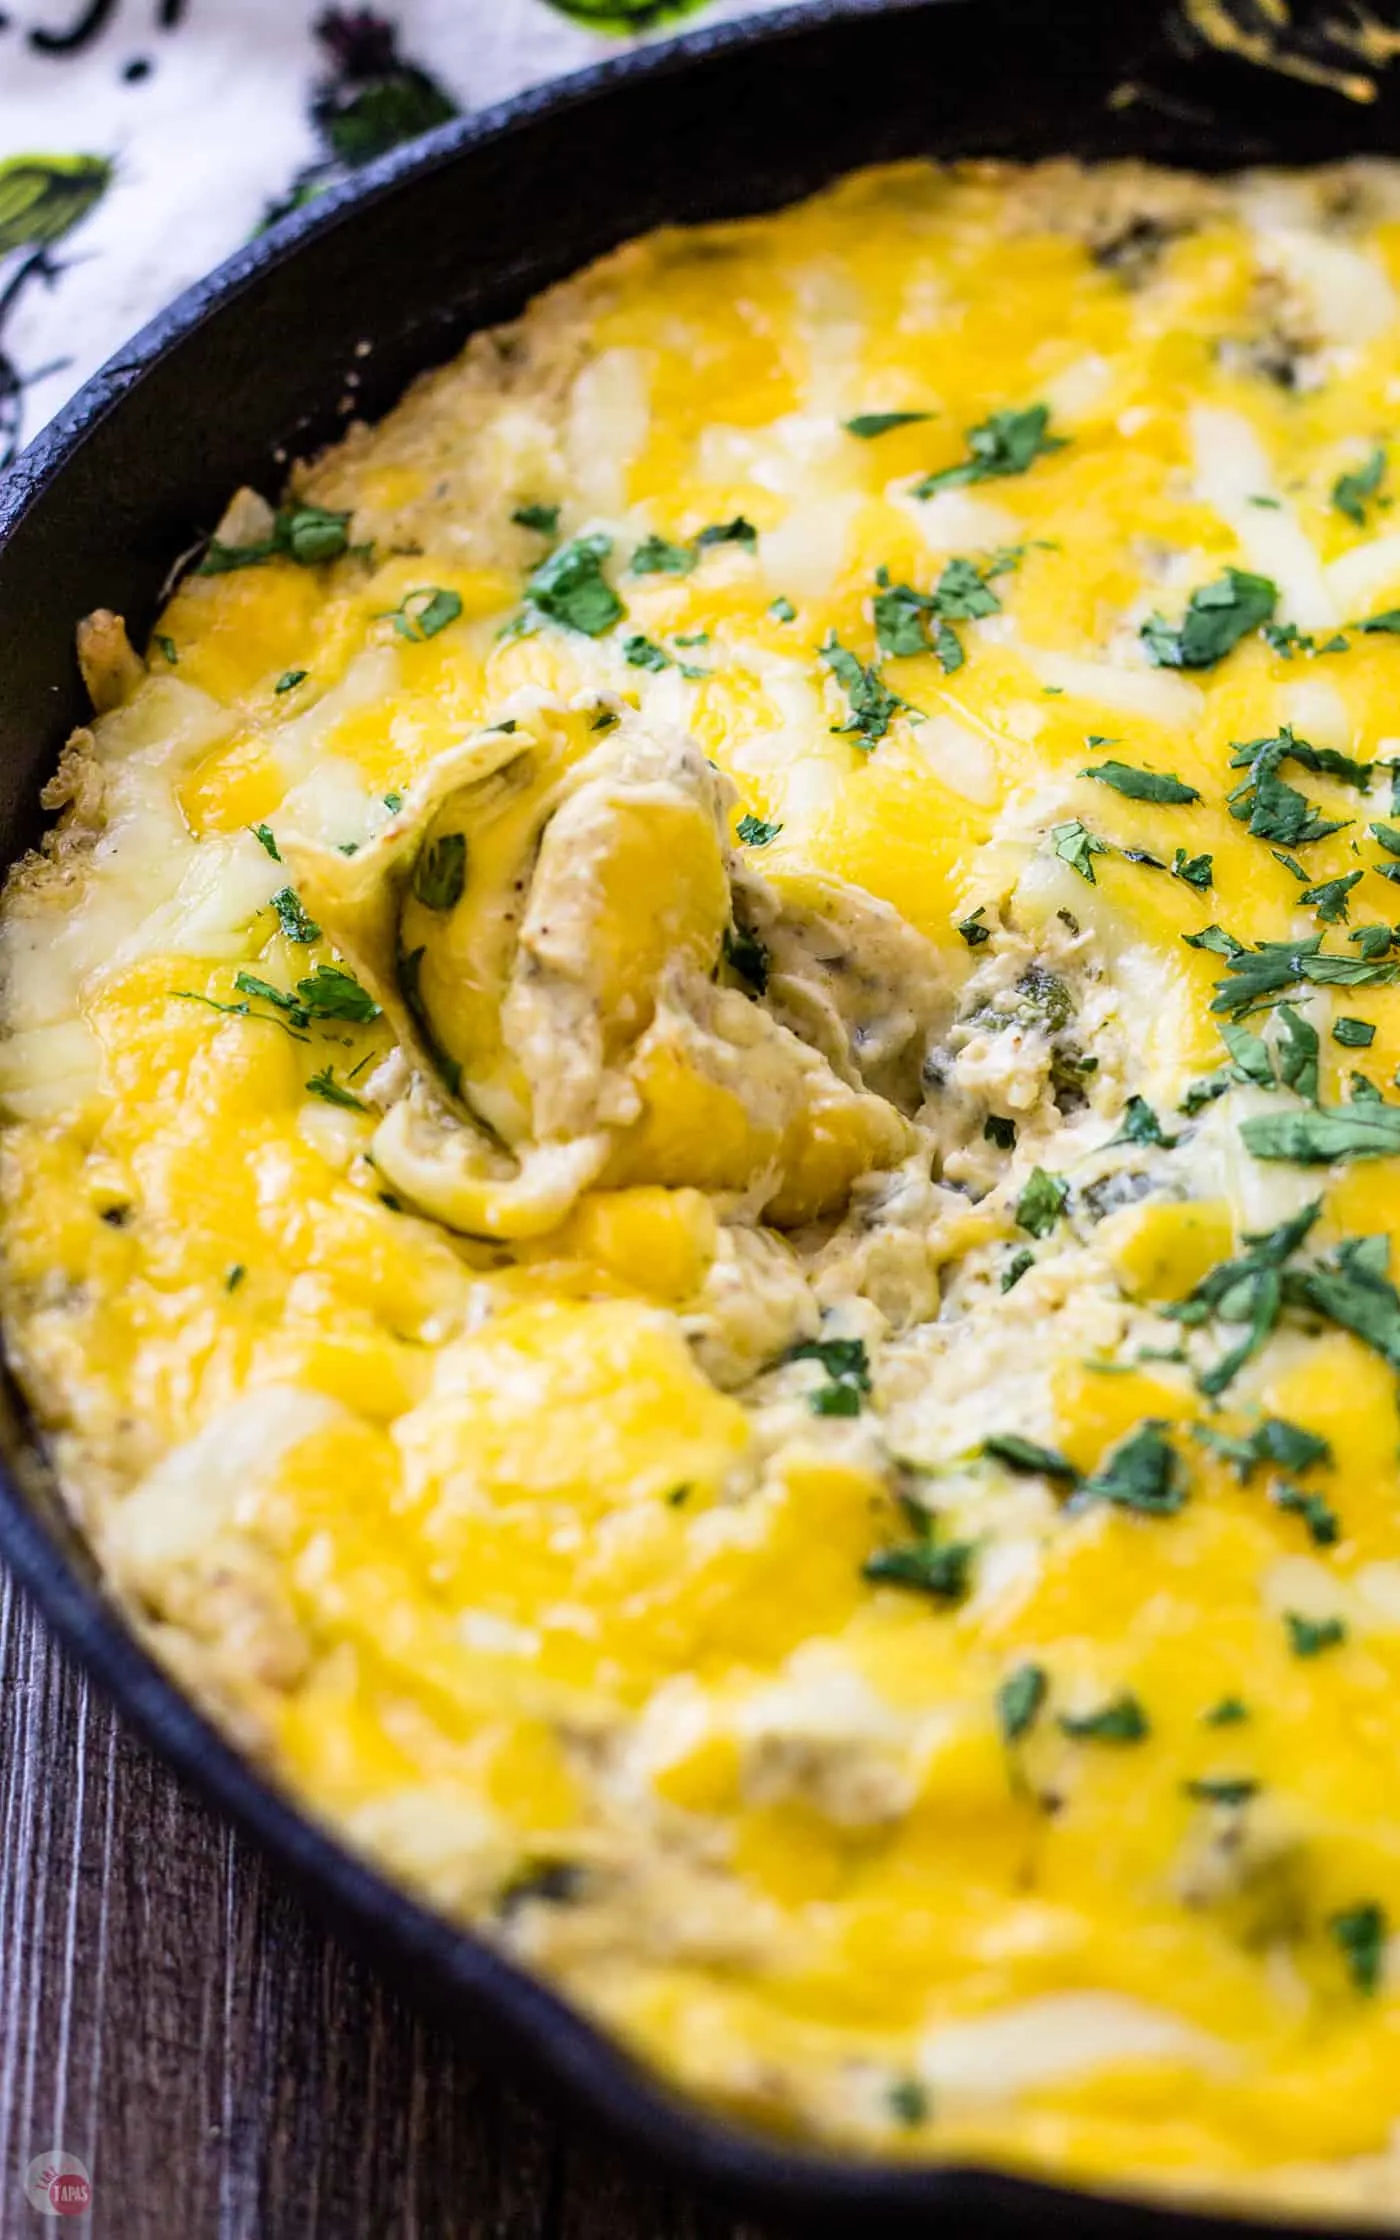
20,158,1400,2207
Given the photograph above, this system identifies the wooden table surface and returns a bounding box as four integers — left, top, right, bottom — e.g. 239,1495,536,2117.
0,1565,788,2239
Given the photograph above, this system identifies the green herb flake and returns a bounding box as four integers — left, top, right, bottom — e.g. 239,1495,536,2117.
1058,1692,1150,1743
1112,1093,1177,1148
997,1661,1048,1743
1164,1200,1320,1394
864,1537,975,1601
1241,1103,1400,1165
695,516,757,553
1077,1421,1185,1518
1183,1776,1259,1805
845,410,934,438
821,633,906,746
274,668,307,695
788,1335,870,1417
411,832,467,913
623,633,670,672
1273,1484,1340,1547
1016,1167,1069,1238
983,1114,1017,1151
1334,1016,1377,1048
304,1067,368,1112
1204,1696,1249,1726
1358,609,1400,635
1330,1903,1388,1994
769,595,796,622
1050,819,1109,883
1083,760,1200,805
512,502,560,535
1333,447,1386,527
887,2078,931,2127
527,533,624,636
721,920,769,996
914,403,1065,499
1001,1248,1034,1292
154,633,177,665
630,534,693,578
983,1433,1078,1483
957,906,991,948
736,813,782,847
1141,569,1278,670
1301,870,1363,923
251,823,281,861
199,501,354,576
382,585,463,643
271,887,320,944
1284,1610,1347,1657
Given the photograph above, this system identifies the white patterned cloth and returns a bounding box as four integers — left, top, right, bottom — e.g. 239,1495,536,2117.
0,0,784,466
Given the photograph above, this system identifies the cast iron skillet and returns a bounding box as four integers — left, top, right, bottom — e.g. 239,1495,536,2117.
2,2,1398,2228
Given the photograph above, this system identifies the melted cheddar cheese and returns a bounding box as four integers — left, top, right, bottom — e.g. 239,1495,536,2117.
16,158,1400,2211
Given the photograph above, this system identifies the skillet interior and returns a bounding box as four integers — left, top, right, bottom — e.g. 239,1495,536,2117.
5,0,1400,2228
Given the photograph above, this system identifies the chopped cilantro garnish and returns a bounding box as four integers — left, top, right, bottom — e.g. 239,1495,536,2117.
768,595,796,622
914,404,1064,499
1058,1693,1149,1743
1241,1103,1400,1164
695,516,757,552
983,1433,1078,1482
1001,1248,1034,1292
1050,819,1109,883
821,633,907,746
736,813,781,846
381,586,463,642
630,534,693,577
304,1067,368,1112
412,832,467,912
721,920,768,996
1273,1484,1340,1546
1333,447,1386,527
1284,1231,1400,1370
154,633,177,665
1112,1093,1177,1147
997,1661,1048,1742
1226,728,1364,849
1141,569,1277,670
983,1114,1017,1150
1183,1777,1258,1805
199,502,353,574
957,906,991,948
788,1335,870,1416
382,789,404,813
623,633,669,671
271,886,320,944
1204,1697,1248,1726
225,1263,245,1292
864,1536,975,1601
251,823,280,861
845,410,934,438
1210,935,1400,1018
1194,1414,1331,1479
1078,1421,1184,1517
274,668,307,695
1301,870,1362,923
1165,1200,1320,1394
527,533,624,636
1083,760,1200,805
1334,1015,1376,1047
1172,847,1214,889
887,2078,931,2126
1016,1167,1069,1237
512,502,559,535
1358,609,1400,635
1330,1903,1388,1994
1284,1610,1346,1657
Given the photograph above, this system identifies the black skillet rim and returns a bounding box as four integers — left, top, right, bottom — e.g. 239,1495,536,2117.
0,4,1379,2229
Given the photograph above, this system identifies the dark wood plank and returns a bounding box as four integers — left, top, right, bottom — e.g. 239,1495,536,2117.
0,1566,783,2240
